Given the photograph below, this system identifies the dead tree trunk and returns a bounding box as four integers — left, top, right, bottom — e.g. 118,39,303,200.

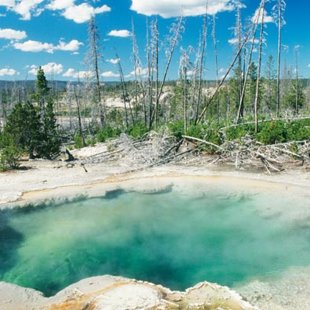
254,0,266,133
88,17,105,127
212,14,220,121
194,9,208,124
73,85,85,147
275,0,286,116
294,45,300,115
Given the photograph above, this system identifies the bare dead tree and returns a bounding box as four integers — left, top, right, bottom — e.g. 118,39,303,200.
236,17,261,123
73,84,86,147
131,19,147,126
254,0,266,133
154,18,160,130
234,0,244,114
152,17,185,129
273,0,286,116
294,45,300,115
115,53,134,129
197,0,264,124
87,17,104,127
212,13,220,121
180,48,192,133
148,18,158,129
194,8,208,124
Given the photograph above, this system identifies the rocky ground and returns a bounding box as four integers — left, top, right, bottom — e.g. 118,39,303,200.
0,275,258,310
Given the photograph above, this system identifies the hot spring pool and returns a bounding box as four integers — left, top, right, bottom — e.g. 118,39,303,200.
0,186,309,296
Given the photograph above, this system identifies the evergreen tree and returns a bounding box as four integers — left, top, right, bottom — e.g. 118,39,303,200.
282,79,305,112
264,55,277,113
229,66,243,117
36,66,49,118
36,68,61,159
4,101,41,158
3,68,61,160
37,98,61,159
245,62,259,116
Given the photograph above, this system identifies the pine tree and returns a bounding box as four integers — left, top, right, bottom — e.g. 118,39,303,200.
4,101,41,158
36,68,61,159
246,62,259,115
264,55,277,113
282,79,305,112
38,98,61,159
36,66,49,119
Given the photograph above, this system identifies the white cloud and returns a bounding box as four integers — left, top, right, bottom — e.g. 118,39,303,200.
251,8,274,24
0,0,110,22
54,2,111,23
126,67,148,78
101,71,119,78
13,0,44,20
108,30,132,38
228,38,238,45
0,0,14,7
57,39,83,52
107,58,120,65
130,0,234,18
63,68,93,79
14,40,54,53
0,67,18,76
29,62,63,75
94,5,110,14
46,0,74,11
0,28,27,40
308,64,310,68
13,39,82,53
228,37,259,45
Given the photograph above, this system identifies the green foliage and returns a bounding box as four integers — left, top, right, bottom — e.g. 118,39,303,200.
0,133,22,171
3,98,60,159
96,126,121,142
4,102,41,158
257,121,287,144
0,144,22,171
37,99,61,159
282,80,306,111
127,122,148,139
74,134,84,149
86,136,96,147
168,120,184,140
224,119,310,145
225,124,254,141
36,66,49,99
286,119,310,141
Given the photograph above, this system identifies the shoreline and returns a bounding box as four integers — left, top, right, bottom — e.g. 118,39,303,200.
1,159,310,209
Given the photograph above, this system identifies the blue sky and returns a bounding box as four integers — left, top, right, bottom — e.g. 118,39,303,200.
0,0,309,81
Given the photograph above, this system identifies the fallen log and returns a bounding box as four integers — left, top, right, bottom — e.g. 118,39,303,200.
182,135,223,151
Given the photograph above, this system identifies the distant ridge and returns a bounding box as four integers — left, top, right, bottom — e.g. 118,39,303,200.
0,79,308,91
0,80,121,91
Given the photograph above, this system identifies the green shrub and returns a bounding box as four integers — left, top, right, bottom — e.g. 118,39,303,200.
187,124,204,138
168,120,184,140
225,124,255,141
74,134,84,149
0,144,22,171
96,126,121,142
256,121,287,144
127,122,148,139
287,119,310,141
86,136,96,147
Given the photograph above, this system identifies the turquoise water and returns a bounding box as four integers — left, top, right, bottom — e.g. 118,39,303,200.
0,188,309,297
